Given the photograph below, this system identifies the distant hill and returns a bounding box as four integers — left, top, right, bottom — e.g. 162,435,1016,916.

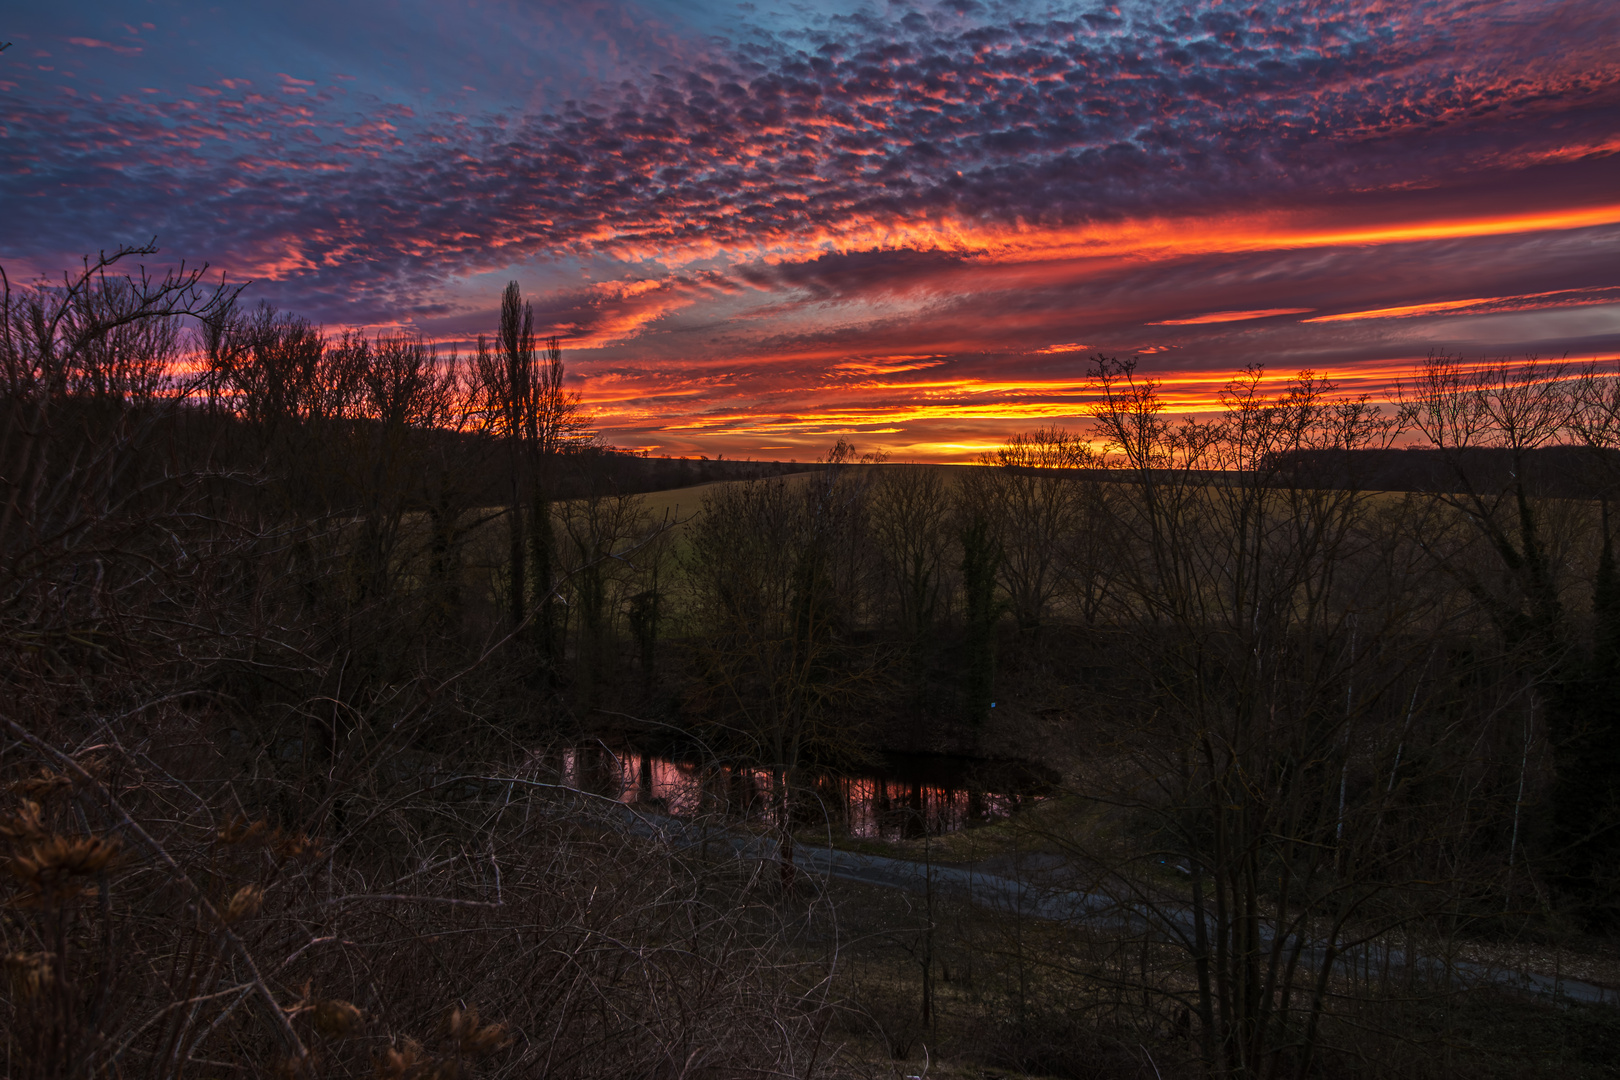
136,401,817,504
1272,446,1620,498
552,448,816,499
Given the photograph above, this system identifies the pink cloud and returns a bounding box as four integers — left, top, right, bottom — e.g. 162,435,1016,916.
66,37,141,56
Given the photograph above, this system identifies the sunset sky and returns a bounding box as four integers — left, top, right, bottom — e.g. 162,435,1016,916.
6,1,1619,459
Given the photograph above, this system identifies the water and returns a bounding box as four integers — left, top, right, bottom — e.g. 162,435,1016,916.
553,744,1049,840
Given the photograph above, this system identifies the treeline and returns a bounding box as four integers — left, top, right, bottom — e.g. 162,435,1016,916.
6,243,1620,1077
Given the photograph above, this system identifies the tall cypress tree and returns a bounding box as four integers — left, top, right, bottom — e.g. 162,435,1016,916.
496,284,532,635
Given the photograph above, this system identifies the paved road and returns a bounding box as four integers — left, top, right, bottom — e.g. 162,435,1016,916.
796,842,1618,1006
623,806,1619,1008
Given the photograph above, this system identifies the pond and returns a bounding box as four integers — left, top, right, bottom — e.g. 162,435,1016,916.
552,744,1052,840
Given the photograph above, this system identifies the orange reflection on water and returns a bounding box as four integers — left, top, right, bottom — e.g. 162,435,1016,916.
554,746,1036,838
808,774,1030,840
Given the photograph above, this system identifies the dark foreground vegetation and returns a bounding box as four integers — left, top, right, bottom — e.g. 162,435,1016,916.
4,244,1620,1078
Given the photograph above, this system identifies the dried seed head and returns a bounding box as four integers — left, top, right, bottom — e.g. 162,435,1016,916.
375,1038,426,1079
442,1006,510,1056
272,829,324,861
312,998,363,1037
4,951,54,999
218,816,269,846
272,1050,323,1080
223,884,263,924
0,800,47,842
8,771,71,800
7,834,121,906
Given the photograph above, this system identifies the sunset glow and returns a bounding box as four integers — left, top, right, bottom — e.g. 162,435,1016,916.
9,0,1619,459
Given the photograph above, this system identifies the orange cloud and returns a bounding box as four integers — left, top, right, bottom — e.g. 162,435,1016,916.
579,354,1485,459
1150,308,1316,325
543,278,710,349
605,202,1620,274
830,356,949,376
1303,286,1620,322
977,203,1620,265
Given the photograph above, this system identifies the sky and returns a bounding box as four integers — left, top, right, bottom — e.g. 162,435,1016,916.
5,0,1619,459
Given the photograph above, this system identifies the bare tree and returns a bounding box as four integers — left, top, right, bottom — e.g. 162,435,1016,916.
1399,355,1620,922
2,243,238,565
476,285,589,661
1037,359,1511,1079
871,464,952,710
557,490,660,704
960,427,1093,635
683,444,881,887
1397,354,1578,659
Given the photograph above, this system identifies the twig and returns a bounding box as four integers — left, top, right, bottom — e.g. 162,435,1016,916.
320,893,503,908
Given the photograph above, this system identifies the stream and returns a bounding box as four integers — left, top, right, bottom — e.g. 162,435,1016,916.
552,744,1052,839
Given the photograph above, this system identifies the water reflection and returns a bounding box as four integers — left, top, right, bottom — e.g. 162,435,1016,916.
551,745,1043,839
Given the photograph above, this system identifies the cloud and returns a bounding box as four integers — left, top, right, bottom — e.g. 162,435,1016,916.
527,274,728,348
10,1,1618,308
1150,309,1314,326
6,0,1620,457
1302,286,1620,322
66,36,141,55
831,356,949,376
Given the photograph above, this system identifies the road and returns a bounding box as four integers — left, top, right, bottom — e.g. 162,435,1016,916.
622,806,1620,1008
